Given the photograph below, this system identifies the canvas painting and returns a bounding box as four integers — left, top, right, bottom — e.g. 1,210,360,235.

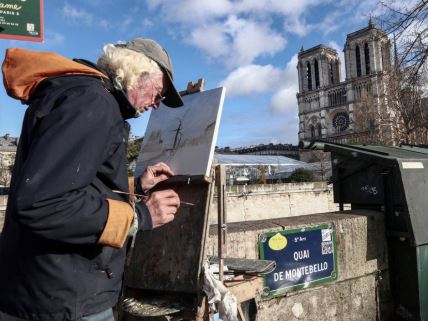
135,87,225,178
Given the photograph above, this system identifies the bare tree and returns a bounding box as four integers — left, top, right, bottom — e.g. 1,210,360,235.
388,66,428,144
306,150,330,181
352,67,428,145
352,91,396,145
377,1,428,77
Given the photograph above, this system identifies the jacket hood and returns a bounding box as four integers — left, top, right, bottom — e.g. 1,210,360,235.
2,48,108,103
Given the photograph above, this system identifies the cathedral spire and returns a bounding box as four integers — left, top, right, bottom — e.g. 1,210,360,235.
393,33,399,67
368,16,374,28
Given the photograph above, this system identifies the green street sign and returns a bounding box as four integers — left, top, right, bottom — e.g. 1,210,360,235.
0,0,43,42
259,224,338,298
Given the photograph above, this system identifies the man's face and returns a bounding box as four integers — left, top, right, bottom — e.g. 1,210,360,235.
127,73,168,113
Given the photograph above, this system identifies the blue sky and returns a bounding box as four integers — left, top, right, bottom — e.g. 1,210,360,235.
0,0,382,147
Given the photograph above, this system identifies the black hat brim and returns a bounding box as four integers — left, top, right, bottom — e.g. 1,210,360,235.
162,71,184,108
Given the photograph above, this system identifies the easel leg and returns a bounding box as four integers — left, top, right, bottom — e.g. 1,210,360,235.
196,296,211,321
237,304,247,321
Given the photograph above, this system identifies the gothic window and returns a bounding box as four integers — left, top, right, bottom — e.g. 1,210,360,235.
315,59,320,88
317,123,322,137
310,125,315,138
356,45,362,77
364,43,370,74
328,87,347,107
333,112,350,132
329,63,334,84
381,43,391,71
306,62,312,91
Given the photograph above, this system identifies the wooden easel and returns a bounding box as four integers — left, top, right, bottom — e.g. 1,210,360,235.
121,80,267,321
121,79,215,321
123,174,214,320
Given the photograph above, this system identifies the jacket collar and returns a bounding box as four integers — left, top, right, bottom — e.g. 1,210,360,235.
73,59,138,120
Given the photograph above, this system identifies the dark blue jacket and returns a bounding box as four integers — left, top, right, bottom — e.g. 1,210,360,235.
0,49,151,320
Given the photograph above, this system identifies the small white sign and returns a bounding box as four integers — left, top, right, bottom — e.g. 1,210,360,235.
321,229,332,242
402,162,424,169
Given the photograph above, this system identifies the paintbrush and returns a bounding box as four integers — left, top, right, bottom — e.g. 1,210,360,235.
112,190,195,206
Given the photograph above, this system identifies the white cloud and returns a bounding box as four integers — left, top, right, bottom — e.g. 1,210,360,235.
61,0,118,30
265,0,326,16
62,4,93,25
99,19,110,30
284,16,314,37
187,15,286,68
270,87,298,113
146,0,327,67
328,41,346,81
44,30,65,46
188,23,230,59
219,113,299,146
227,16,286,66
219,54,299,113
147,0,325,26
118,16,134,32
142,18,154,28
269,54,299,113
219,64,283,97
316,14,341,36
147,0,232,24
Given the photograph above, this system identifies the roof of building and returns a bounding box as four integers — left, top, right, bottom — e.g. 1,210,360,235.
215,153,305,165
345,21,387,41
0,134,18,152
318,141,428,160
214,153,316,173
217,143,299,154
298,44,338,58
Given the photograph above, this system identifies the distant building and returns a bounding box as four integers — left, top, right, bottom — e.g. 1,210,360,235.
297,21,393,144
216,143,299,160
0,134,18,188
214,153,315,184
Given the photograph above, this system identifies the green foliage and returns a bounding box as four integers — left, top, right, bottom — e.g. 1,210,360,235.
126,139,142,175
287,168,315,182
126,139,141,164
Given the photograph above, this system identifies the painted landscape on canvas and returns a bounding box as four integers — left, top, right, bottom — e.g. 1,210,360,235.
135,87,225,178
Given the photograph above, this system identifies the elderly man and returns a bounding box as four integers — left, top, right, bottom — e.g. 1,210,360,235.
0,39,182,321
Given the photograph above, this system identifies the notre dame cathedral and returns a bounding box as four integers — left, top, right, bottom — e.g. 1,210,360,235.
297,21,393,144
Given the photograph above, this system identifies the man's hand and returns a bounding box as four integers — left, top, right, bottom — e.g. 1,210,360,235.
144,189,180,228
139,162,174,193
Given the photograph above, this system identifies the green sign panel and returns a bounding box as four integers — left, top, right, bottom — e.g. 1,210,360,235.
0,0,43,42
259,224,337,298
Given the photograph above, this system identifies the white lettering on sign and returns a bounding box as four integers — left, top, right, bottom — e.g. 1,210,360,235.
0,3,22,10
293,250,310,261
402,162,424,169
273,262,328,282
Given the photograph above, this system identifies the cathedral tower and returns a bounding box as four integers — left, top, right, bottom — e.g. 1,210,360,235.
344,20,391,80
297,45,341,93
296,21,393,145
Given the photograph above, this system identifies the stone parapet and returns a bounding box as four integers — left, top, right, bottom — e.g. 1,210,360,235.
206,210,392,320
209,182,335,224
0,195,6,232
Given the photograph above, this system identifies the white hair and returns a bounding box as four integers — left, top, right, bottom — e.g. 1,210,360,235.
97,44,163,91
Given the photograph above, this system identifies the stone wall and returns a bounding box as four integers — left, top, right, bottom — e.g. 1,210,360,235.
0,151,15,187
0,182,335,232
0,195,6,232
206,210,392,321
209,182,335,224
